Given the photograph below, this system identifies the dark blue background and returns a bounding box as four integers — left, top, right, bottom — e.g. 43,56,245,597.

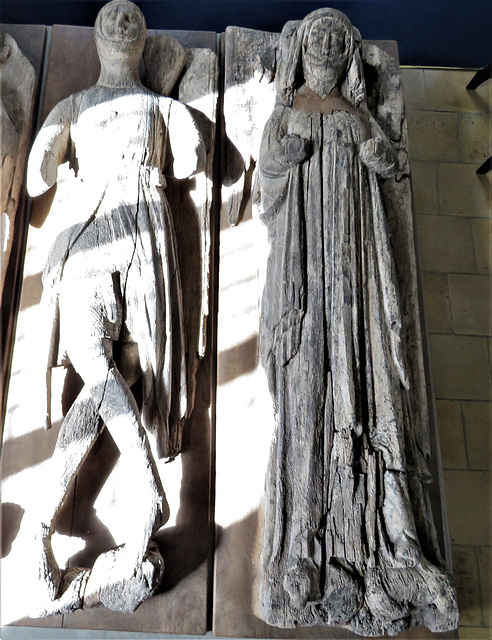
1,0,491,67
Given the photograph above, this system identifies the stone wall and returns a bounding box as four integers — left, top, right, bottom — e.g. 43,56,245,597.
403,67,491,640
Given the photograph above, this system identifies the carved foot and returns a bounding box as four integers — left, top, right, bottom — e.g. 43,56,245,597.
393,534,421,568
30,566,90,618
380,557,459,633
319,561,363,625
283,558,320,608
84,541,164,612
363,567,407,632
28,523,63,616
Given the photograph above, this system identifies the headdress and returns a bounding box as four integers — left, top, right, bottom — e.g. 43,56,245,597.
275,8,365,107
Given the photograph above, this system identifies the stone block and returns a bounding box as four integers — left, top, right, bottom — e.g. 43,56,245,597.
478,546,492,628
458,628,492,639
407,111,460,162
437,162,491,218
401,67,427,110
459,113,492,163
436,400,467,469
448,274,491,336
416,215,476,274
472,218,492,274
462,401,492,471
450,545,483,627
444,470,491,546
421,273,452,333
424,69,491,113
428,334,491,400
410,160,439,215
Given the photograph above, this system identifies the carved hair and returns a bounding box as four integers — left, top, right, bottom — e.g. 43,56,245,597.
275,8,366,108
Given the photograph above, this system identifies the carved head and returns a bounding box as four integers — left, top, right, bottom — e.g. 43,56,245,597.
276,8,365,106
302,15,352,95
0,32,13,66
95,0,147,62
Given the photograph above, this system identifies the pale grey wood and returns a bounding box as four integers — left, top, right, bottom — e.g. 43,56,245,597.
217,9,458,638
255,10,458,636
1,25,46,433
222,27,278,226
3,22,215,636
2,0,214,623
0,31,36,302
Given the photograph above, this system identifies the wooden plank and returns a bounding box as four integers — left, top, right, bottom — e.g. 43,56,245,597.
0,24,62,633
1,24,46,427
214,25,457,638
3,23,217,635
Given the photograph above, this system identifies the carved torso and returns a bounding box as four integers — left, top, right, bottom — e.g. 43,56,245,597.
41,86,201,460
71,87,167,180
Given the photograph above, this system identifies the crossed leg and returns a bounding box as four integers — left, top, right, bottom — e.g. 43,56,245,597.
35,384,102,601
35,327,165,609
69,336,166,568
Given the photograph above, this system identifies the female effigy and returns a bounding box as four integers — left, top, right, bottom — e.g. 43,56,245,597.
254,8,459,635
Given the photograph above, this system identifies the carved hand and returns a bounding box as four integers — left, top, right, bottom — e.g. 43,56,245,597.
359,137,397,177
277,134,310,166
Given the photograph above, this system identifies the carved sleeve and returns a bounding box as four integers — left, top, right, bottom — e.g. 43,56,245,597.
258,106,309,225
27,97,71,197
165,99,206,179
359,113,398,178
258,106,309,180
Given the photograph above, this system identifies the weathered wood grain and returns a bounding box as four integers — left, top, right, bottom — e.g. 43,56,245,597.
0,31,36,267
3,2,216,632
215,14,458,638
1,25,45,427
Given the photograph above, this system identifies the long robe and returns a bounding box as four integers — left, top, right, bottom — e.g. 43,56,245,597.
39,86,203,459
256,104,457,635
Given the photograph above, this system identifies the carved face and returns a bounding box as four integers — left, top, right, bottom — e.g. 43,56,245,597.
0,32,12,66
302,17,351,96
95,0,146,57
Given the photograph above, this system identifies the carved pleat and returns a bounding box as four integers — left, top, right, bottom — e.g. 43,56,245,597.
257,107,456,632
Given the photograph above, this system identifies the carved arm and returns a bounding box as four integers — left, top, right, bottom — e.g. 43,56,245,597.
359,136,397,178
358,110,398,178
259,107,310,179
258,107,310,224
27,98,71,198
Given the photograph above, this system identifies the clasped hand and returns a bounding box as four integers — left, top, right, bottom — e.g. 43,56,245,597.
359,137,397,177
277,134,311,166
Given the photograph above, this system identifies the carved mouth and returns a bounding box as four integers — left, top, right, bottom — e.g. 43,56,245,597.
98,25,142,44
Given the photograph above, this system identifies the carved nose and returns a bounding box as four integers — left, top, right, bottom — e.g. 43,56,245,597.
116,12,129,33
